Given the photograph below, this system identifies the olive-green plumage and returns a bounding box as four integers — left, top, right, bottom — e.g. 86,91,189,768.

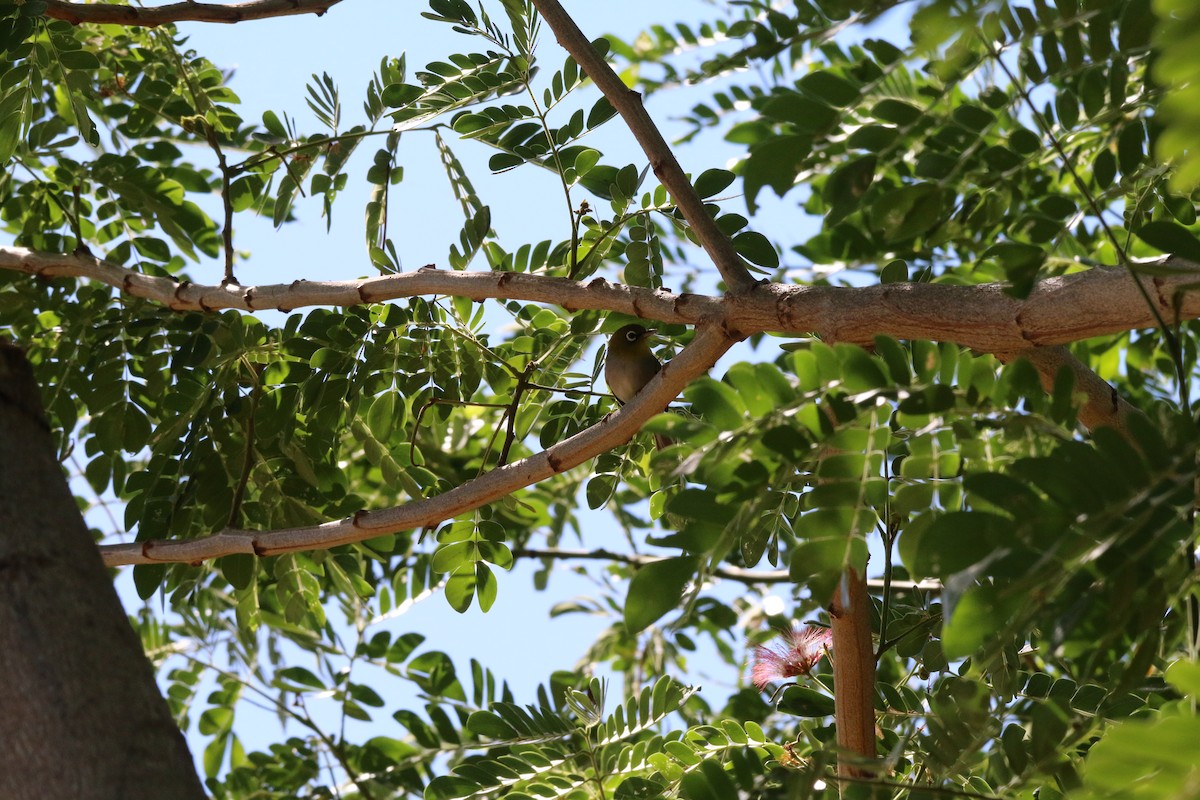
606,324,670,449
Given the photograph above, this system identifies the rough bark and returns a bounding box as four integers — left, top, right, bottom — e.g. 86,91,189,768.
0,342,205,800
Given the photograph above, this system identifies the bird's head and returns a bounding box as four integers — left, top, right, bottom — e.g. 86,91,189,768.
609,324,657,356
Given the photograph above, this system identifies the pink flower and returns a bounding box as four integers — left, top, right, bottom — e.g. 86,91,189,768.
750,625,833,690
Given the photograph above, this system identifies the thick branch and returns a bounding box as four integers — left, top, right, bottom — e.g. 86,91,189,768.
4,248,1198,352
42,0,342,27
99,324,733,566
829,568,876,779
529,0,758,293
749,261,1200,352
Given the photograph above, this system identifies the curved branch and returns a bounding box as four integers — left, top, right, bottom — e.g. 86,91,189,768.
529,0,758,293
42,0,342,27
98,324,734,566
1002,346,1138,435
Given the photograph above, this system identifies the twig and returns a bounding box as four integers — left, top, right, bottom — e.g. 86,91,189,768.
226,363,263,529
498,362,537,466
202,122,238,284
512,547,942,591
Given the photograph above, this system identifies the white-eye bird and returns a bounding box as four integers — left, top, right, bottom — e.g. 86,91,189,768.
605,324,671,449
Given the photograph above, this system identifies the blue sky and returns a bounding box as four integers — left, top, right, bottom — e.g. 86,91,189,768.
96,0,797,777
70,0,916,781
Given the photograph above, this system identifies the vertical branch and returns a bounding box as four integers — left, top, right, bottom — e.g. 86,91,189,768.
829,567,876,779
203,122,237,284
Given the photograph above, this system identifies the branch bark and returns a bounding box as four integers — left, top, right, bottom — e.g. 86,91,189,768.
829,567,876,780
529,0,759,293
42,0,342,27
4,247,1197,350
1002,345,1137,434
99,323,733,566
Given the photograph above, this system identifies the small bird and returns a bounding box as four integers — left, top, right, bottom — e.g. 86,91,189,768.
606,324,671,449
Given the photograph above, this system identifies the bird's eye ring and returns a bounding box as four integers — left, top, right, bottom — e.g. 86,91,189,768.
626,330,639,342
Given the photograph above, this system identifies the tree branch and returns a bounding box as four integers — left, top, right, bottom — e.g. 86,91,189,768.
829,567,876,778
529,0,759,293
0,247,717,323
41,0,342,27
4,247,1198,353
98,324,733,566
513,547,942,591
1002,345,1138,435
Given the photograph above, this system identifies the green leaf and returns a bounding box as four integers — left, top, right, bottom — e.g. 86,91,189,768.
880,259,908,284
839,345,888,391
624,556,700,634
684,377,746,430
778,685,836,717
798,70,859,107
276,666,326,691
1164,660,1200,699
586,474,615,510
1135,221,1200,261
984,242,1046,297
666,488,736,525
905,511,1005,578
615,777,667,799
476,562,497,612
824,156,876,223
869,183,942,242
445,564,476,613
741,134,808,212
382,83,423,107
467,709,517,739
694,168,736,198
132,563,166,600
942,584,1022,659
219,554,256,591
732,230,778,267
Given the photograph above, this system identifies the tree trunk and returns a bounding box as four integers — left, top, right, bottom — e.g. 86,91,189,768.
0,342,205,800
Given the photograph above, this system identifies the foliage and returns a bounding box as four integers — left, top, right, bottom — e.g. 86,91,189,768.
2,0,1200,798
